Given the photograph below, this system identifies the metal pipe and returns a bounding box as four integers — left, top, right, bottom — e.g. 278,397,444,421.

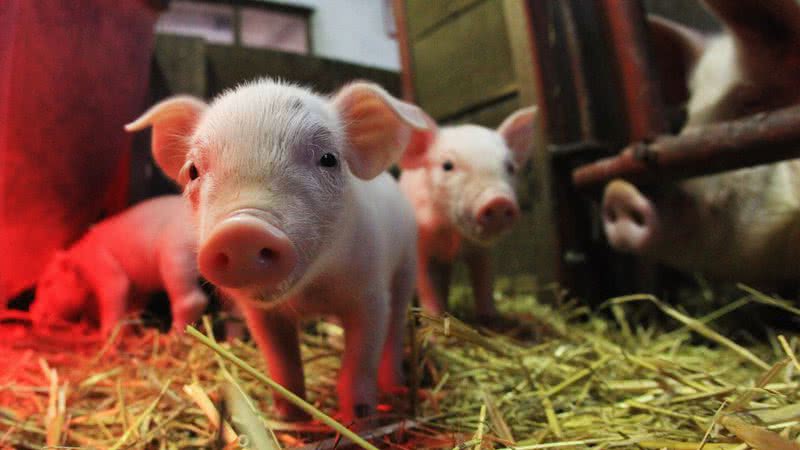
572,104,800,189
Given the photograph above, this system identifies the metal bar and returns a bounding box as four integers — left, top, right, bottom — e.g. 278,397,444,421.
525,0,667,301
600,0,668,141
573,104,800,189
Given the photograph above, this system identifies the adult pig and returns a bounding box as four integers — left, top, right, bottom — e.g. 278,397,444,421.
602,0,800,284
126,79,427,422
399,107,538,320
31,195,208,336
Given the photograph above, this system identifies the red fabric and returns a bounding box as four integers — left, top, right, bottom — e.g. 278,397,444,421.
0,0,159,304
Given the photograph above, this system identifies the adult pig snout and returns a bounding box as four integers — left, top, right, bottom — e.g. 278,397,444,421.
602,180,659,255
198,214,297,289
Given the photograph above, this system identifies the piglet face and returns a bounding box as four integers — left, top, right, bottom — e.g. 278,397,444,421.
32,252,93,326
184,83,345,303
403,107,538,245
426,126,521,244
127,80,427,306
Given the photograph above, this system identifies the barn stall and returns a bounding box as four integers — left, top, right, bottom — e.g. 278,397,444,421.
1,1,799,449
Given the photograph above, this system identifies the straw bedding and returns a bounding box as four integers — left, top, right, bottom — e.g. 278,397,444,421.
1,277,798,449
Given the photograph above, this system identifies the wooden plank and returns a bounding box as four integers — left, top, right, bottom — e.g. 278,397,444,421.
405,0,484,40
445,95,520,128
411,0,517,120
502,0,558,284
502,0,538,107
153,34,207,97
205,45,401,97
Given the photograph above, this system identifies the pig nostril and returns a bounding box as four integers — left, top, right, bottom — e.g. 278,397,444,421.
484,210,494,218
258,248,275,264
215,253,230,269
504,209,514,218
630,209,646,227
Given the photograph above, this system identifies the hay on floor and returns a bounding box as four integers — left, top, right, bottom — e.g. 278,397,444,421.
0,279,798,449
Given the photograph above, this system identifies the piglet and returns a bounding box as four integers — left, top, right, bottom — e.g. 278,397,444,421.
602,0,800,285
125,79,427,423
399,107,538,321
31,195,208,336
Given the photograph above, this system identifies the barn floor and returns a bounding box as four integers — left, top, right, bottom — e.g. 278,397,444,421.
1,277,798,449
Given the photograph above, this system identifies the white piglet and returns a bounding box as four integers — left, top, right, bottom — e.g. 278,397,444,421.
126,79,427,422
399,107,538,321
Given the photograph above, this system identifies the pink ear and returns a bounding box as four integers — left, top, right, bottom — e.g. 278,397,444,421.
399,111,438,170
497,106,538,166
125,96,207,183
332,82,429,180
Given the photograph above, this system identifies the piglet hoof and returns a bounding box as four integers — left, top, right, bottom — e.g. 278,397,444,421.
342,403,380,431
475,313,539,341
273,399,310,422
223,320,248,342
354,403,373,419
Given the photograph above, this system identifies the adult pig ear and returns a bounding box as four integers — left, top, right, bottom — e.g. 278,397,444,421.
399,110,438,170
497,106,538,166
332,82,429,180
703,0,800,46
125,96,207,182
647,16,706,108
702,0,800,75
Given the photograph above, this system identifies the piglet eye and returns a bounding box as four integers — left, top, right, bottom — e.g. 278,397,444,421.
442,160,454,171
188,163,199,181
319,153,338,168
505,161,515,175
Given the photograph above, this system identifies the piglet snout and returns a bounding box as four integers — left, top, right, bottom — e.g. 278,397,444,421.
475,196,519,235
602,180,659,255
198,214,297,289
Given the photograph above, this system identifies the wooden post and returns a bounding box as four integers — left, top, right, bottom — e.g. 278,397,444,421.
522,0,667,301
392,0,416,102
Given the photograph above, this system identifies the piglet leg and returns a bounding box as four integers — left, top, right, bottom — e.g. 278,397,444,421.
379,264,414,392
84,248,131,337
463,245,498,320
337,292,390,424
159,248,207,333
241,303,308,421
416,256,452,316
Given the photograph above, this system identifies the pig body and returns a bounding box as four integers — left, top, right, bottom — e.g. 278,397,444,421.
31,195,208,335
126,79,427,422
399,108,538,319
602,0,800,285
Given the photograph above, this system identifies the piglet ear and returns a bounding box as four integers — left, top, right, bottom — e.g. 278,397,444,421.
497,106,538,166
125,96,207,183
332,82,429,180
399,110,438,170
